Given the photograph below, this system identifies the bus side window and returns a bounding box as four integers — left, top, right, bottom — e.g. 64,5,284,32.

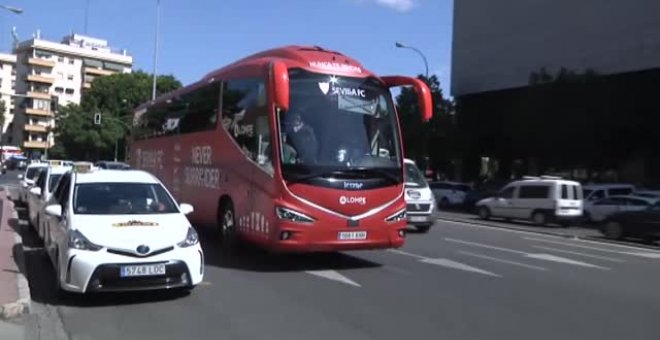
222,78,272,175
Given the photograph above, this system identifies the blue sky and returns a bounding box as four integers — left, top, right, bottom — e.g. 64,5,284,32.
2,0,453,95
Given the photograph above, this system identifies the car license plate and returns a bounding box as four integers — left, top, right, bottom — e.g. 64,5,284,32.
410,216,427,222
338,231,367,240
120,264,166,277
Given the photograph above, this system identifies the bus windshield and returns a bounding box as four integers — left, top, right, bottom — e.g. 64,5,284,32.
279,69,402,183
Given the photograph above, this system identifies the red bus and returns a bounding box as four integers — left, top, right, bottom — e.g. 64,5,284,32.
130,46,432,252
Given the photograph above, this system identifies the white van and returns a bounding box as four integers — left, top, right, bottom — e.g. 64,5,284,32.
404,159,436,233
476,176,583,226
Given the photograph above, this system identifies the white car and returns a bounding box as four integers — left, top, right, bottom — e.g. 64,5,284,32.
27,165,71,232
584,195,658,223
476,176,583,226
429,181,472,207
42,165,203,294
582,184,635,202
18,163,47,205
404,159,436,233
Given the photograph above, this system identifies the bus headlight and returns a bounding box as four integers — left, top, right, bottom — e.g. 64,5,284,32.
385,209,407,222
275,206,315,223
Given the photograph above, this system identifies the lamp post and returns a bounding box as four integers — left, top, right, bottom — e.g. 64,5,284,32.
395,42,429,79
151,0,160,101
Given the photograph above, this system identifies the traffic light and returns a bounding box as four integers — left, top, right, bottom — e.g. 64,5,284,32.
94,113,102,125
50,95,59,113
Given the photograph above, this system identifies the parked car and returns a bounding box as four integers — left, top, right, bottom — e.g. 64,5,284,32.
18,163,47,205
463,179,508,210
27,164,71,234
584,195,659,223
41,164,202,294
633,190,660,199
404,159,436,233
429,181,472,208
582,184,635,202
476,176,583,226
600,202,660,240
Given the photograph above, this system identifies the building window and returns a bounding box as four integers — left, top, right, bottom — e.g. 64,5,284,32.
67,74,74,80
58,56,64,63
54,87,64,94
65,88,74,95
34,99,49,110
68,58,74,65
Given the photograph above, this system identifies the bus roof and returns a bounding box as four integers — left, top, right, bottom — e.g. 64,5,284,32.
136,45,375,112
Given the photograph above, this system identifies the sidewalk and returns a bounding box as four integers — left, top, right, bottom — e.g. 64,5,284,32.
0,187,30,323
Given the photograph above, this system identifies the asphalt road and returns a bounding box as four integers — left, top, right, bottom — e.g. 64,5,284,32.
3,171,660,340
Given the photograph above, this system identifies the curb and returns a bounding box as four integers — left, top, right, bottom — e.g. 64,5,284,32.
437,216,660,250
437,216,580,239
0,186,31,320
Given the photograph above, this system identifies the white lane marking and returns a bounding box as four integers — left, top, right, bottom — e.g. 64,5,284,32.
387,249,501,277
524,237,660,257
420,258,500,277
305,270,361,287
532,245,625,263
444,237,526,254
525,254,610,270
458,251,548,271
623,252,660,259
388,249,427,260
445,237,610,270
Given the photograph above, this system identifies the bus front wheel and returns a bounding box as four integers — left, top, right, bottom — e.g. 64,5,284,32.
218,200,239,251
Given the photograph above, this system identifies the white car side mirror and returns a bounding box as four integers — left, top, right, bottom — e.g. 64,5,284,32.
17,174,23,179
179,203,194,215
29,187,42,197
45,204,62,217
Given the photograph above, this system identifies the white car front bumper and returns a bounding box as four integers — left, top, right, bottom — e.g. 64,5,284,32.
60,244,204,293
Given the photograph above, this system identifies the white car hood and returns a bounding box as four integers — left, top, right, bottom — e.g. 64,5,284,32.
405,185,434,202
73,214,191,251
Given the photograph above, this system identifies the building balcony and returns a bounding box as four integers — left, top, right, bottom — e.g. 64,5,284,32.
27,74,55,84
28,57,55,68
23,140,48,149
24,124,48,133
25,108,52,117
26,91,51,100
83,82,92,89
84,67,114,76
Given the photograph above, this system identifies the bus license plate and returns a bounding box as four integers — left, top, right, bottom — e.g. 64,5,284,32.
410,216,427,222
338,231,367,240
120,264,166,277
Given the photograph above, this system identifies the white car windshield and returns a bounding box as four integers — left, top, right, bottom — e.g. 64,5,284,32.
73,183,178,215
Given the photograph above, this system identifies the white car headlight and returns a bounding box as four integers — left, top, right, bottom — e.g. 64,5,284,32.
385,209,407,222
177,227,199,247
275,206,315,223
68,230,102,251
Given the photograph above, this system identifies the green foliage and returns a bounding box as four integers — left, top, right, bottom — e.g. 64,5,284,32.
53,71,182,160
396,74,456,176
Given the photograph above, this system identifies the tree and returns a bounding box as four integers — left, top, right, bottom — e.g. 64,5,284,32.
396,75,456,178
53,71,182,160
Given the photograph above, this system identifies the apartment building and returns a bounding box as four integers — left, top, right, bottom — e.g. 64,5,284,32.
11,33,132,156
0,53,16,144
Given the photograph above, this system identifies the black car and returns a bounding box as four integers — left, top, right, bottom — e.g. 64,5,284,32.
94,161,130,170
601,202,660,240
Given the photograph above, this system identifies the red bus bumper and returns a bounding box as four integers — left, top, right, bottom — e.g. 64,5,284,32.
266,220,406,253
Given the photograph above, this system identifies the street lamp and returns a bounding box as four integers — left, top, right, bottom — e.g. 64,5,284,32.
395,42,429,79
151,0,160,101
0,4,22,14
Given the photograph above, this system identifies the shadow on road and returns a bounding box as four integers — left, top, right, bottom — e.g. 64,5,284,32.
197,228,382,273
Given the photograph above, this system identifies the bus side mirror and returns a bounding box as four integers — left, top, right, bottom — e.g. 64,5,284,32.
269,60,290,112
382,76,433,122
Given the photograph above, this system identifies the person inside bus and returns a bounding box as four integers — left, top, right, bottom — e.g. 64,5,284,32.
284,112,317,164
